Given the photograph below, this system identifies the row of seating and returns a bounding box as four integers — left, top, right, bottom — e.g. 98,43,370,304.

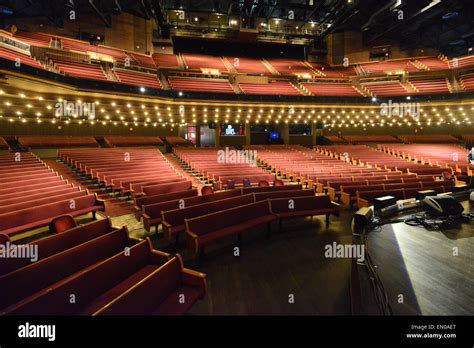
410,77,451,94
59,148,184,196
0,152,105,237
103,136,164,147
51,58,108,81
239,81,302,96
342,135,400,143
185,194,338,256
340,178,454,207
378,143,472,176
460,73,474,92
0,41,471,97
18,136,99,148
313,145,466,207
10,30,468,76
302,82,362,97
174,147,274,188
359,59,419,74
165,136,192,146
168,76,235,94
114,69,162,89
245,145,465,210
0,45,44,69
362,81,410,97
397,134,460,143
0,218,206,315
0,137,9,150
356,184,452,207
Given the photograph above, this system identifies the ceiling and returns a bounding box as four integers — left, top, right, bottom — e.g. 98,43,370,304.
1,0,472,57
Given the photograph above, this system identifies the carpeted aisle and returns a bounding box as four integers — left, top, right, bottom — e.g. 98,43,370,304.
44,159,135,217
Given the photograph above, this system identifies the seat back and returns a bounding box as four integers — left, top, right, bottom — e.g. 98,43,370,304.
186,200,271,236
270,195,331,213
93,257,182,316
254,189,314,201
0,227,135,310
162,194,255,228
50,214,77,234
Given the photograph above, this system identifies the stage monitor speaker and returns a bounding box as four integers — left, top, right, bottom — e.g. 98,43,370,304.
354,207,374,226
422,196,464,216
374,195,397,211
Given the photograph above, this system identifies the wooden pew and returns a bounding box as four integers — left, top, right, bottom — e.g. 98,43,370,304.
92,254,206,316
4,239,171,315
0,194,105,236
0,218,117,276
253,189,315,201
185,200,277,256
134,189,199,221
161,194,255,241
0,189,87,215
142,189,242,231
269,195,339,228
141,181,193,197
0,227,140,311
242,184,302,194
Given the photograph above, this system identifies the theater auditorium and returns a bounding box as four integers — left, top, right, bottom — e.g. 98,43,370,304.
0,0,473,319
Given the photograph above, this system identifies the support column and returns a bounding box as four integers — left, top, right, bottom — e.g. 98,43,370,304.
195,125,201,147
245,123,251,146
214,122,220,147
278,123,290,145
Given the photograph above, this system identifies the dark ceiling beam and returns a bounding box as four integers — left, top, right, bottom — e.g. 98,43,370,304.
367,1,443,43
227,1,234,15
361,0,402,31
43,0,64,27
88,0,112,27
300,0,325,30
248,0,259,19
149,0,170,38
265,0,278,19
113,0,122,13
314,0,364,38
139,0,152,19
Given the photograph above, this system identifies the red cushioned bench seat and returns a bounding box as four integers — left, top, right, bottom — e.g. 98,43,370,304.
92,254,206,316
0,185,79,207
141,189,241,229
269,195,339,227
185,200,277,256
141,180,193,197
134,189,199,221
242,184,303,194
160,194,254,240
0,188,87,215
4,239,170,315
254,189,315,201
0,228,140,312
0,194,105,236
0,218,117,276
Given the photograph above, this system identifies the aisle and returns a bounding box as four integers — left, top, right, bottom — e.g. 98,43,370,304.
44,159,135,217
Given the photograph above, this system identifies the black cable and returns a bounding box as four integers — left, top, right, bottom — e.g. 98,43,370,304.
354,223,393,315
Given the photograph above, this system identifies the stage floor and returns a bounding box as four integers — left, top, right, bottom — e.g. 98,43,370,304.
364,200,474,315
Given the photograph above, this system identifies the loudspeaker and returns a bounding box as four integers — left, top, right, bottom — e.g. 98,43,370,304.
354,207,374,226
208,122,216,129
422,196,464,216
80,32,104,44
374,195,397,211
